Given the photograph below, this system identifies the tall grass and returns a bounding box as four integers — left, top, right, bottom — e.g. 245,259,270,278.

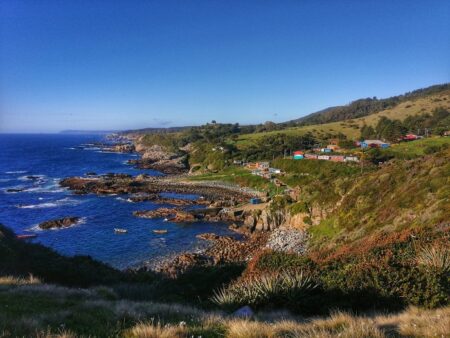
0,274,41,286
417,245,450,273
211,270,317,308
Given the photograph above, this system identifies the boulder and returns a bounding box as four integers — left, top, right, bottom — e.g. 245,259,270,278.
233,306,254,318
39,217,80,230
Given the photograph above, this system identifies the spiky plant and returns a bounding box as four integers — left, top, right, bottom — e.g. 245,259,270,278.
210,270,317,308
417,245,450,273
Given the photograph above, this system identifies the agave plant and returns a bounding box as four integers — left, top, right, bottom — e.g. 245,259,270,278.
210,270,317,308
417,245,450,273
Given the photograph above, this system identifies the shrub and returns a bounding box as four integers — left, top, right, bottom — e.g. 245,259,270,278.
211,270,317,309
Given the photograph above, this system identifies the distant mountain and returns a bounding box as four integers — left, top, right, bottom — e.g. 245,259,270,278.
59,130,118,134
119,126,193,135
288,83,450,125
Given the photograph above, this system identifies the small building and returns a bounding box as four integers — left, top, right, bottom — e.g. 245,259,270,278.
304,153,318,160
257,162,270,169
360,140,390,148
330,155,345,162
246,162,258,170
402,134,419,141
344,156,359,162
444,131,450,137
269,168,282,174
293,150,304,160
320,148,333,153
318,155,331,160
250,198,262,204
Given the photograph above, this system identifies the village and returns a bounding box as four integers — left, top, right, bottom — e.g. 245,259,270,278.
235,133,429,182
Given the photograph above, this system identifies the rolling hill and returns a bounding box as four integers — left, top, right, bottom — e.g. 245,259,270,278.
237,86,450,148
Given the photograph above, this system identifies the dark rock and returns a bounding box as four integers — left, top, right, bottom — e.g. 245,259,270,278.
6,188,25,193
39,217,80,230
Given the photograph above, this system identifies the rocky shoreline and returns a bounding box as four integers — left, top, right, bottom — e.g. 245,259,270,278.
56,136,307,275
139,231,270,278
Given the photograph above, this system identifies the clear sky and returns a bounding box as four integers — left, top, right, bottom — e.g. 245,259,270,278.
0,0,449,133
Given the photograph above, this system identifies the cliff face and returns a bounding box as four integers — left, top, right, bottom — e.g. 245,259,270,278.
127,135,188,174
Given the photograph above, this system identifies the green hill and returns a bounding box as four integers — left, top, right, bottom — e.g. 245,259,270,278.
237,88,450,147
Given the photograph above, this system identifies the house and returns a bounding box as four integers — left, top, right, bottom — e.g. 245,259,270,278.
233,160,243,165
257,162,270,170
330,155,345,162
246,162,258,170
402,134,420,141
320,148,333,153
444,131,450,137
304,154,318,160
344,156,359,162
360,140,390,148
293,151,304,160
318,155,331,160
269,168,282,174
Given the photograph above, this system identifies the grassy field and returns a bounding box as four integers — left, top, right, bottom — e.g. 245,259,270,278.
382,136,450,158
0,276,448,337
236,90,450,148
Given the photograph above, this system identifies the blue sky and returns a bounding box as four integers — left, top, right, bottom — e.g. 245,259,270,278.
0,1,449,132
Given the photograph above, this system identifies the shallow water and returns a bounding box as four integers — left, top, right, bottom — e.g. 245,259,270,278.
0,134,239,269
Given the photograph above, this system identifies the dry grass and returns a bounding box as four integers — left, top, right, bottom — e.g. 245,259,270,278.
126,306,450,338
0,274,41,285
126,322,187,338
2,282,448,337
417,244,450,273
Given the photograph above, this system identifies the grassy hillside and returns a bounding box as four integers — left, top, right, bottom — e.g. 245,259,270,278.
289,83,450,125
236,89,450,147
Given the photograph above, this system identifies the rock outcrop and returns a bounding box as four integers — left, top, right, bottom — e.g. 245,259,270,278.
39,217,80,230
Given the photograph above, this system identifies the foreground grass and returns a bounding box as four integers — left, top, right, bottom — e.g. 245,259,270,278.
1,280,448,337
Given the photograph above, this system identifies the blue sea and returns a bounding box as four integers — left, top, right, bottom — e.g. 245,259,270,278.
0,134,238,269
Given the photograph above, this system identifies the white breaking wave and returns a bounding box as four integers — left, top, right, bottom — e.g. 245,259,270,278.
18,174,46,181
5,170,27,174
16,197,83,209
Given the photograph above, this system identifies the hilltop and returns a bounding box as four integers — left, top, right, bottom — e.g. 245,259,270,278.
288,83,450,125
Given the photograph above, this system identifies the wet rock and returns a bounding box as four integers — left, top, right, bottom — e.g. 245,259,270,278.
128,194,159,202
133,208,179,219
171,211,196,223
196,233,221,241
39,217,80,230
6,188,25,193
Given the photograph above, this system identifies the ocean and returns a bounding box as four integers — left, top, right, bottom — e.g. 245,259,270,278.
0,134,238,269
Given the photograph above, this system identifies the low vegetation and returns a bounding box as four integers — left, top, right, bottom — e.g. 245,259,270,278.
211,270,317,309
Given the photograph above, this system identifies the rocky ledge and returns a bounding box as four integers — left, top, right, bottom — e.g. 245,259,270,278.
133,208,180,219
150,232,269,277
60,175,251,203
39,217,80,230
